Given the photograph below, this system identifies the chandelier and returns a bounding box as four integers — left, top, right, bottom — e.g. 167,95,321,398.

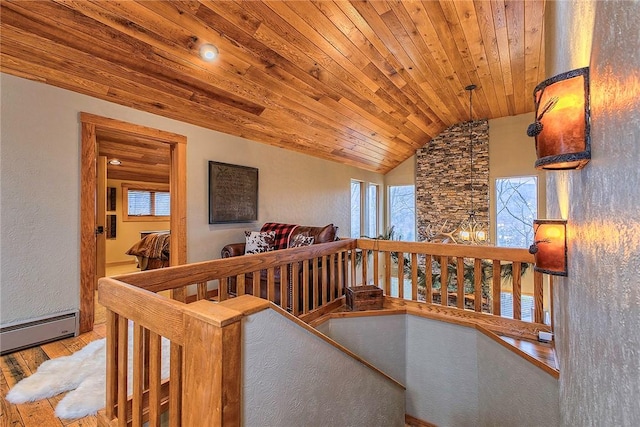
458,84,488,244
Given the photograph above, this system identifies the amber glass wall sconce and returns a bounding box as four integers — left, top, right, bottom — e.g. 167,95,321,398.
527,67,591,170
528,220,568,276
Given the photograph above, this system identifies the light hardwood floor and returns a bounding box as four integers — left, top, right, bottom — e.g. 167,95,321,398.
0,324,107,427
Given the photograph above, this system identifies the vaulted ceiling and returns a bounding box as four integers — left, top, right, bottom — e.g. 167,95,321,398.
0,0,545,174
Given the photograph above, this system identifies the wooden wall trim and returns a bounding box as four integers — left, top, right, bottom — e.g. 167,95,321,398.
79,112,187,144
80,121,97,333
405,414,438,427
475,325,559,379
385,297,550,341
79,112,187,333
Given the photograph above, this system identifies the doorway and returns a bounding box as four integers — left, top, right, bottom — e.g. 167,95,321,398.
80,113,187,333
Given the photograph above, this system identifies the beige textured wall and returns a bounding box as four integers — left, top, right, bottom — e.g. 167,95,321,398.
0,74,382,325
488,112,546,241
243,309,405,426
547,1,640,425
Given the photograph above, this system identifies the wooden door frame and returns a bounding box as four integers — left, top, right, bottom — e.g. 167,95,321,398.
80,112,187,333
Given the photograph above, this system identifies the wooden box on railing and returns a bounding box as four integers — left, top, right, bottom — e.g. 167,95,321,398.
346,285,383,311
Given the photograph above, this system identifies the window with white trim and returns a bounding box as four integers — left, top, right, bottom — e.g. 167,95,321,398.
350,180,380,238
388,185,416,241
367,183,379,238
350,180,363,238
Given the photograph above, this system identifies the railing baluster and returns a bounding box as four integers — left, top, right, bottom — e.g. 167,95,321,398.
534,270,544,323
513,262,522,320
148,330,162,427
330,253,337,301
373,249,379,286
302,259,309,313
105,310,118,421
492,260,501,316
350,249,357,288
397,251,404,299
384,251,392,295
411,253,418,301
337,252,344,299
440,256,449,306
197,281,207,301
292,262,300,315
280,265,288,311
252,272,260,298
132,323,144,427
474,258,483,312
313,259,320,309
267,267,276,303
456,257,465,309
322,255,329,305
362,249,368,286
169,343,182,427
237,274,245,297
425,255,433,304
117,316,128,427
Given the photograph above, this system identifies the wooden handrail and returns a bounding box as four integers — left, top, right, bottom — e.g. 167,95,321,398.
97,238,553,427
113,239,356,291
357,239,534,261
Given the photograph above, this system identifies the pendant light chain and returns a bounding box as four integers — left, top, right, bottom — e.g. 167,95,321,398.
457,83,487,245
466,84,476,217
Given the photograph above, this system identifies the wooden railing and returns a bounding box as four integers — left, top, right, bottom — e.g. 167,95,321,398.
356,239,548,324
97,238,552,426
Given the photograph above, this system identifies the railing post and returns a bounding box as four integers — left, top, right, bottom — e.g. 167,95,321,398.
533,271,544,323
182,301,243,426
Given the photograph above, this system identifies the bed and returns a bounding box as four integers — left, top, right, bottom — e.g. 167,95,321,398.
126,232,170,270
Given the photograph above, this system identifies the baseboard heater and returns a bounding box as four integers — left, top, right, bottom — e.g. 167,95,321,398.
0,310,79,355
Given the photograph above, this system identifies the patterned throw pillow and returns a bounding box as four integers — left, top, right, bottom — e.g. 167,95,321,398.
245,231,276,254
289,234,315,248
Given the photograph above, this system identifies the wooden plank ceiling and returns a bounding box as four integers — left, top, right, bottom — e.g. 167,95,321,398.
97,128,170,184
0,0,545,174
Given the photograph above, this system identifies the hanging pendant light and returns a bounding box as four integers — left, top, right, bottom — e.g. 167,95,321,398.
458,84,488,244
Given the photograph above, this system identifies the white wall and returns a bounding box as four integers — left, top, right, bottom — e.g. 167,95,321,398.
322,313,559,427
476,332,560,426
405,316,479,426
316,314,406,383
243,309,405,427
546,1,640,425
0,74,383,325
488,112,546,237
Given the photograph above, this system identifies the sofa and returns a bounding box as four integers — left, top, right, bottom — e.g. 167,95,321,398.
221,222,339,309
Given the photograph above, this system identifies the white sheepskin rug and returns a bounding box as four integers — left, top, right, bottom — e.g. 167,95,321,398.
6,329,170,419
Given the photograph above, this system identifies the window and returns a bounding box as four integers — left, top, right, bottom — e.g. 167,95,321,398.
495,177,537,247
350,180,379,238
367,184,379,238
350,180,362,238
122,183,170,221
388,185,415,241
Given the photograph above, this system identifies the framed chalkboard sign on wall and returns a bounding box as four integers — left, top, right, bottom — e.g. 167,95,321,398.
208,161,258,224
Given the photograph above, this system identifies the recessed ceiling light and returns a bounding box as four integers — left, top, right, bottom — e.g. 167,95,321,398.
109,159,122,165
199,43,219,62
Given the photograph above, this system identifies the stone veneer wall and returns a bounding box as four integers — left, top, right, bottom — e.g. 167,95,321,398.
416,119,489,241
